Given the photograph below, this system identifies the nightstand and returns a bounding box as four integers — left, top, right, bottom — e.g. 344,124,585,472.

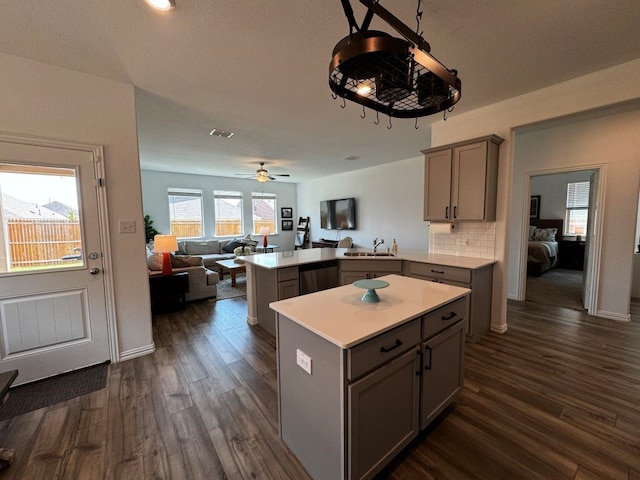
149,271,189,314
559,240,586,270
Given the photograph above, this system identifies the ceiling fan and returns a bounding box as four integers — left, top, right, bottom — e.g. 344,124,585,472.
235,162,290,183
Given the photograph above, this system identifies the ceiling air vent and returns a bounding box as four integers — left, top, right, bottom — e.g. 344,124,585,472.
209,129,234,139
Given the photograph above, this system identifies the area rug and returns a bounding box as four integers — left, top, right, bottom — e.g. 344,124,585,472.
211,277,246,301
0,362,109,421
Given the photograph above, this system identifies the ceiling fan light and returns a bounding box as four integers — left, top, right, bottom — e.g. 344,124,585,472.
256,171,270,183
146,0,175,11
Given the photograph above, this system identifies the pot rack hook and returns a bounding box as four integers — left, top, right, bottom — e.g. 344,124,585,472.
374,111,380,125
387,116,393,130
340,96,346,109
360,105,366,119
414,117,419,130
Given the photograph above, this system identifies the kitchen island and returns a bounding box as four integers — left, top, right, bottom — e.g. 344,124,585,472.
270,274,470,480
242,248,494,338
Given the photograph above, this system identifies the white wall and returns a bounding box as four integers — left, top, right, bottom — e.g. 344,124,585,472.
530,170,594,222
510,110,640,318
430,58,640,330
0,53,153,358
141,170,298,250
296,157,430,252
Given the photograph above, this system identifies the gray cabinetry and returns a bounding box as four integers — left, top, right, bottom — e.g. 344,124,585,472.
420,302,466,428
349,348,420,480
255,265,299,335
404,261,492,341
340,259,403,285
423,135,503,222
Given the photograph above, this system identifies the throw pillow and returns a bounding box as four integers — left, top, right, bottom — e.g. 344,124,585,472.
243,239,259,251
532,228,557,242
147,251,164,271
171,255,203,268
222,239,244,253
529,225,536,241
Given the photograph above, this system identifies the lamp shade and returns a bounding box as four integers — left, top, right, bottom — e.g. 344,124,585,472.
259,227,270,249
153,235,178,253
153,234,178,276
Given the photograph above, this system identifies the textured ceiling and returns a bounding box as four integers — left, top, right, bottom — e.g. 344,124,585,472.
2,1,640,182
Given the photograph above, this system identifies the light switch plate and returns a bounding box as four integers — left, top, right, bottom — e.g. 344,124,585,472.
119,220,136,233
296,349,312,374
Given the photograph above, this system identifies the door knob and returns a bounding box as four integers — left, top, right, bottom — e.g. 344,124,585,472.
89,268,100,275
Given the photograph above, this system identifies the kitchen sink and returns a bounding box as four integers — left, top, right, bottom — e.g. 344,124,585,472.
343,252,396,257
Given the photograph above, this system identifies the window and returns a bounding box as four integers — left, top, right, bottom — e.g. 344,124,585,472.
168,187,203,238
565,181,589,236
214,190,243,237
252,192,277,234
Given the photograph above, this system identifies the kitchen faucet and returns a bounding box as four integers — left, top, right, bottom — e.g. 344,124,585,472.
373,237,384,252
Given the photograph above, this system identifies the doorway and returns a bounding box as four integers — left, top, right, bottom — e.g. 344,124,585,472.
520,166,604,315
0,137,114,384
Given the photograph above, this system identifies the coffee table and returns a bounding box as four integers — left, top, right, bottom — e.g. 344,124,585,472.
215,259,246,287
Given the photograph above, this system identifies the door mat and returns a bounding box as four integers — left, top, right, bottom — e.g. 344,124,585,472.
0,362,109,421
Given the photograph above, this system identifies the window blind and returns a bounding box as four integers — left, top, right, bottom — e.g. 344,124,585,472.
566,181,590,208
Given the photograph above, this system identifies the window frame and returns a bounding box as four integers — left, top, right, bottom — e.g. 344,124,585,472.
167,187,204,239
564,181,590,237
251,191,278,235
213,189,244,238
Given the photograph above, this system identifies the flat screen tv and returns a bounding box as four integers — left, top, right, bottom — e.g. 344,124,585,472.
320,197,356,230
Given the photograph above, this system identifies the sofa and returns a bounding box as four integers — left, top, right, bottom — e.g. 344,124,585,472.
146,247,220,301
176,237,259,269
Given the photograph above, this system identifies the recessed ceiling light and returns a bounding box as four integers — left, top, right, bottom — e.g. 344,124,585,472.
146,0,175,11
209,129,234,139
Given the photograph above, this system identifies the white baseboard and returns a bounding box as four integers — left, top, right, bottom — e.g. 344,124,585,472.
491,323,508,334
595,310,631,322
118,343,155,362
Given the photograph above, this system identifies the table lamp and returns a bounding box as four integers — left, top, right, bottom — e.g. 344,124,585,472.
153,234,178,276
259,227,270,248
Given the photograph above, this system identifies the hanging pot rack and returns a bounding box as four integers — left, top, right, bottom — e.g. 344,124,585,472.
329,0,461,119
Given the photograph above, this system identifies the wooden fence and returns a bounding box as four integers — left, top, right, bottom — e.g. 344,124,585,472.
170,220,277,238
7,219,82,268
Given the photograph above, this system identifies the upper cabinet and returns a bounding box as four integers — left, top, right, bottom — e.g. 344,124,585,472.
423,135,503,222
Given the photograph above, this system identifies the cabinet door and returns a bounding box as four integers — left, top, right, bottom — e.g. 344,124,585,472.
420,321,465,429
341,272,369,285
424,150,453,221
278,278,299,299
452,141,488,220
349,348,420,480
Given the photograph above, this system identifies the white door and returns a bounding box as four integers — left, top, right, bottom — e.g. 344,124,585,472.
582,170,599,311
0,140,110,385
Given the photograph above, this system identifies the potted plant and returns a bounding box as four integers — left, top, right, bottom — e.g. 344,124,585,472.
144,215,159,243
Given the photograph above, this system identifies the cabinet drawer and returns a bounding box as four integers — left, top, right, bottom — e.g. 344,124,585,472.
348,319,420,381
341,259,402,273
408,262,471,284
278,266,298,282
422,298,468,340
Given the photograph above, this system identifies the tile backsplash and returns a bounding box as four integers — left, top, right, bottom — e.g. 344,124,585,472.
429,222,496,259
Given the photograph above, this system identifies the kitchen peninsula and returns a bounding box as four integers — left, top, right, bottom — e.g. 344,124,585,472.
242,248,495,339
270,274,470,480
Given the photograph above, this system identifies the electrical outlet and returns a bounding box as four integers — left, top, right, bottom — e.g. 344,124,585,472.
296,349,312,374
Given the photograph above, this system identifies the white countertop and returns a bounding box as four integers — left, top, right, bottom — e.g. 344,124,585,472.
242,248,495,270
269,274,470,349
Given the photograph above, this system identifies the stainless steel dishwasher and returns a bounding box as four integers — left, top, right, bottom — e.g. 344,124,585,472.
299,260,339,294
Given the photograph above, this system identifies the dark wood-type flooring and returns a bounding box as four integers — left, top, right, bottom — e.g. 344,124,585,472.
1,295,639,479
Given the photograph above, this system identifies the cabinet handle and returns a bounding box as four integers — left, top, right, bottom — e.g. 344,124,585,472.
442,312,457,321
424,345,432,371
445,206,449,219
380,339,402,353
453,206,457,218
431,269,445,274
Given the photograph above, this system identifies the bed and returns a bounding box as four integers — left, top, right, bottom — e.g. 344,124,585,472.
527,219,563,276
